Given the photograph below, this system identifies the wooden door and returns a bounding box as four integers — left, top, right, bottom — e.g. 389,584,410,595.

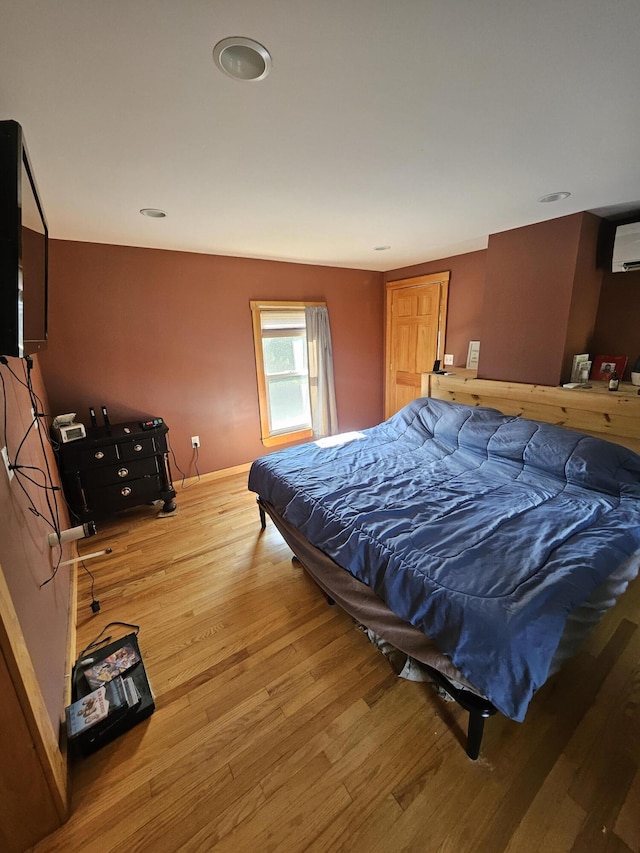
384,272,450,418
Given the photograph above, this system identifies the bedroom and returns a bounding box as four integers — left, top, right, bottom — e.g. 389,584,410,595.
1,1,640,851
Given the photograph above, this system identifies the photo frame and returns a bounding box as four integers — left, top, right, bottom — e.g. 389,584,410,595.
466,340,480,370
591,355,628,381
570,353,591,383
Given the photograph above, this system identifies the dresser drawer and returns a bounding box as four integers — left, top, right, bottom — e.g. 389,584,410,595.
90,475,163,512
83,456,159,489
81,444,119,467
118,436,157,461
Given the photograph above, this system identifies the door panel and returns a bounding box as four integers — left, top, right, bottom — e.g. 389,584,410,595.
396,295,414,317
396,324,414,372
417,292,436,316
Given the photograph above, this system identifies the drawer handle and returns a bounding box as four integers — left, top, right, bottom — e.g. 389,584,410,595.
121,486,132,497
95,451,105,460
133,443,143,452
118,467,129,478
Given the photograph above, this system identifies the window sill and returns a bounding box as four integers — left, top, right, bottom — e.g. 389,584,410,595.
262,428,313,448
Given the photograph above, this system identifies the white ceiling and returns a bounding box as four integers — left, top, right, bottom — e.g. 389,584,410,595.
1,0,640,272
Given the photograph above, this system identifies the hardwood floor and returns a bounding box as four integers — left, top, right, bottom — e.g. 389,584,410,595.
32,471,640,853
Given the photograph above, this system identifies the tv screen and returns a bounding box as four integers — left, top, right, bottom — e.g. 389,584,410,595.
0,120,48,357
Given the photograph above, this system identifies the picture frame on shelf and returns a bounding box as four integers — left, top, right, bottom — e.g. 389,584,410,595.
591,355,628,381
466,340,480,370
570,354,591,383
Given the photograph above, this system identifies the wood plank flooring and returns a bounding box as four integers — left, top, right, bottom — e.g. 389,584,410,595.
31,471,640,853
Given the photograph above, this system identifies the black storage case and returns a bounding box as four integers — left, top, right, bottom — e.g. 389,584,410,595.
71,632,155,756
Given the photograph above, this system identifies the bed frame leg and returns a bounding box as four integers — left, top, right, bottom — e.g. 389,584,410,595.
258,500,266,530
466,710,486,760
421,663,496,759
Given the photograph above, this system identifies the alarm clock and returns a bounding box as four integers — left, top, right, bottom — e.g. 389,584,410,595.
52,413,87,443
58,422,87,443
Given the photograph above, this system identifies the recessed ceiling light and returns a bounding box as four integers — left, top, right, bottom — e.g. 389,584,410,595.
374,245,391,251
140,208,167,218
213,37,272,81
537,192,571,203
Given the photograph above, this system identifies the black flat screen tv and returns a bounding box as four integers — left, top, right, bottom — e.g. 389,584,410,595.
0,119,48,358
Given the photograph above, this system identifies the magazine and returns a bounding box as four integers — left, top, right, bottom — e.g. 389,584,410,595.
83,643,141,689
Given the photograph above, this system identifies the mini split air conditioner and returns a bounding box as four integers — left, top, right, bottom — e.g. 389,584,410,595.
612,221,640,272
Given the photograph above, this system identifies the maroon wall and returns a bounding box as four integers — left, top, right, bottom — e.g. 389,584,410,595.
479,214,587,385
561,213,604,382
592,268,640,379
40,242,385,477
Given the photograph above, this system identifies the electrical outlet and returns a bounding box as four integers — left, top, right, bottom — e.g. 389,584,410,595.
191,435,200,448
1,446,14,481
443,354,454,366
31,406,39,429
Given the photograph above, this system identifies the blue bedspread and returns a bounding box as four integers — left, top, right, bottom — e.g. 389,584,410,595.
248,399,640,720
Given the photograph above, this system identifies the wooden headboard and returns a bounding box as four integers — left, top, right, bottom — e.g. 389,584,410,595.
422,369,640,454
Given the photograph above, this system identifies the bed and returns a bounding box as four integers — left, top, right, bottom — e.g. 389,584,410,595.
248,398,640,758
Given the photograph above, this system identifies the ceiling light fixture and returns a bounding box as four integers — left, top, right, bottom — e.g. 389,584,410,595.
140,208,167,218
537,192,571,203
213,37,272,81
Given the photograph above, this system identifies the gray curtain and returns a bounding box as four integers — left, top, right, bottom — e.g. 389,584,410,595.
305,305,338,438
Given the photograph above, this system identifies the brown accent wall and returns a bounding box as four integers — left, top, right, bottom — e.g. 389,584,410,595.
40,242,385,477
561,213,604,381
479,213,603,386
592,268,640,379
0,355,73,730
383,249,487,368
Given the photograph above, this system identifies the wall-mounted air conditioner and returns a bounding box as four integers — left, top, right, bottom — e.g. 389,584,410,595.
612,221,640,272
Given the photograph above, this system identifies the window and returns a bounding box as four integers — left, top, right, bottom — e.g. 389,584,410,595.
260,307,311,436
251,301,337,446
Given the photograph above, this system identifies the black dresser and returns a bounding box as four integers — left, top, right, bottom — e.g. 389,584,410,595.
56,419,176,521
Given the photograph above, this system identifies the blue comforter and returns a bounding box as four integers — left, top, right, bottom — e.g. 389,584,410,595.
248,399,640,720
